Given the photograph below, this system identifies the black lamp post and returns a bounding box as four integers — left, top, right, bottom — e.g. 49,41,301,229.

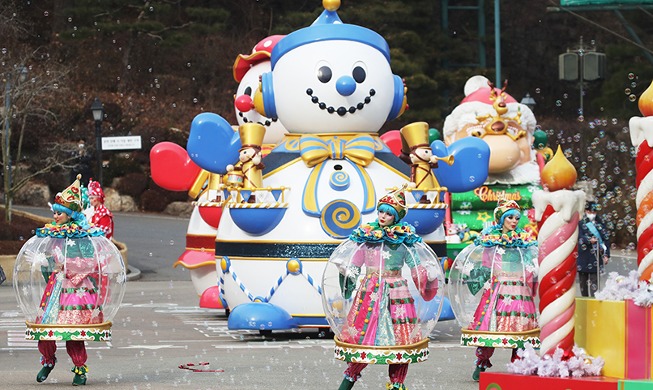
520,93,536,111
90,97,104,186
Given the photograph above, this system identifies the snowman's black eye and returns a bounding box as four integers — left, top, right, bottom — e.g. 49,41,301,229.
317,66,332,83
352,66,366,83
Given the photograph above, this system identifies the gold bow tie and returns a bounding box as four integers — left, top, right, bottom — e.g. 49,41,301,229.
299,135,376,167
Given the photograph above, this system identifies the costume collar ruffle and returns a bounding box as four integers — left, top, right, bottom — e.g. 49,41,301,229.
350,220,422,245
36,221,105,238
474,225,536,248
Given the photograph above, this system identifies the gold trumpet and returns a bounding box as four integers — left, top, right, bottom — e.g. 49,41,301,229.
433,154,454,166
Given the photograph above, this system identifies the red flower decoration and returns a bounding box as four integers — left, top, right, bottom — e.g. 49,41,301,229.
501,338,508,345
395,353,403,360
360,352,367,360
48,330,54,337
81,330,86,336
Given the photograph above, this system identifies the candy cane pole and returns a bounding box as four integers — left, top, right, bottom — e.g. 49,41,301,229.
630,87,653,282
533,190,585,357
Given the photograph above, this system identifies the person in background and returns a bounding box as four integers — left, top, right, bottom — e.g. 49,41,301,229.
70,139,94,186
87,179,114,240
577,201,610,297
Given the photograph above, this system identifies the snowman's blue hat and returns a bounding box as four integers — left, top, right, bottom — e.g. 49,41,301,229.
271,1,391,69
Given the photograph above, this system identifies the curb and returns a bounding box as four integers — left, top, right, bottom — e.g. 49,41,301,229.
126,265,142,281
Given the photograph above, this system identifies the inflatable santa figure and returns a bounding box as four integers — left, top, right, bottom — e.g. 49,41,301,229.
441,75,540,238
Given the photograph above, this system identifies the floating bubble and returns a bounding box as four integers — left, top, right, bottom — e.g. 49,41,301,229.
629,94,637,102
628,72,636,80
625,88,632,95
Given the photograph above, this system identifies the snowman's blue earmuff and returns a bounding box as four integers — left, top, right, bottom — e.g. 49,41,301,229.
387,74,407,121
256,72,277,118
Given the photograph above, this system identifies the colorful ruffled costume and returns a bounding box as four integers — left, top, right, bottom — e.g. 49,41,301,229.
468,227,538,334
336,187,439,390
33,175,105,386
456,199,539,380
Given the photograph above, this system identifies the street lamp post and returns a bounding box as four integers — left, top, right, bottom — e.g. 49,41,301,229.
91,97,104,186
558,37,606,117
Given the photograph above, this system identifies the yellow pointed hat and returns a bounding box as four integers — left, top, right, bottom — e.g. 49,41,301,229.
377,185,408,221
54,174,83,213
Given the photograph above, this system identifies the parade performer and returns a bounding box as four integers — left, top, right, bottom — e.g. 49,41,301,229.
450,199,539,381
87,179,114,240
328,186,442,390
13,175,126,386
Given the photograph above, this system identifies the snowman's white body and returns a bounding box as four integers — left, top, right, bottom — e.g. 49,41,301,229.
216,18,446,330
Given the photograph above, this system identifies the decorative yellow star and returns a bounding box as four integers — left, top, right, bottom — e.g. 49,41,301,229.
476,211,492,222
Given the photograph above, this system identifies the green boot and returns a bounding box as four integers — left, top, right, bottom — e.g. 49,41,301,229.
71,365,88,386
386,383,407,390
338,377,355,390
472,365,486,381
36,363,55,383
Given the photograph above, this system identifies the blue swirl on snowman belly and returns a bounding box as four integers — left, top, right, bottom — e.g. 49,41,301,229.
329,168,350,190
302,159,374,217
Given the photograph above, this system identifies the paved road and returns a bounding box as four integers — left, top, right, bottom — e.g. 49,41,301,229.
0,280,484,390
15,206,189,281
3,205,639,389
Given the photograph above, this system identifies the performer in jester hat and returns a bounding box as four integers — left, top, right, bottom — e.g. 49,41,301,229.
322,185,445,390
449,199,539,381
13,175,126,386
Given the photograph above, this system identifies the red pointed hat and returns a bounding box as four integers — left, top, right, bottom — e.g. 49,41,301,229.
87,178,105,201
233,35,285,82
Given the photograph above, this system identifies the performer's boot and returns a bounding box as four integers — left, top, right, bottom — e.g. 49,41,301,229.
36,362,55,383
338,377,355,390
386,382,407,390
71,365,88,386
472,365,486,381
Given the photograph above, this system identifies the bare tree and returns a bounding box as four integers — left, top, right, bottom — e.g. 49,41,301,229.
1,51,73,222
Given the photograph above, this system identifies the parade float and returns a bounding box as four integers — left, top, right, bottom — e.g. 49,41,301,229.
169,0,501,332
151,35,287,309
442,76,541,260
474,94,653,388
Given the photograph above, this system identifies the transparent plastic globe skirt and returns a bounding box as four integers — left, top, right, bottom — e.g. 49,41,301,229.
322,239,445,364
447,242,540,349
13,235,126,341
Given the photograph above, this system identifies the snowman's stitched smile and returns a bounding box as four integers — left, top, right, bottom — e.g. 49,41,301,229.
306,88,376,116
238,112,278,127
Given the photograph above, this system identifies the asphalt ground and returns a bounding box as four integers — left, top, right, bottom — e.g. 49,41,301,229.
1,206,640,389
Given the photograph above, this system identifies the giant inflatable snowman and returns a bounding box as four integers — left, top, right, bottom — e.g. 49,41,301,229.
186,0,449,331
